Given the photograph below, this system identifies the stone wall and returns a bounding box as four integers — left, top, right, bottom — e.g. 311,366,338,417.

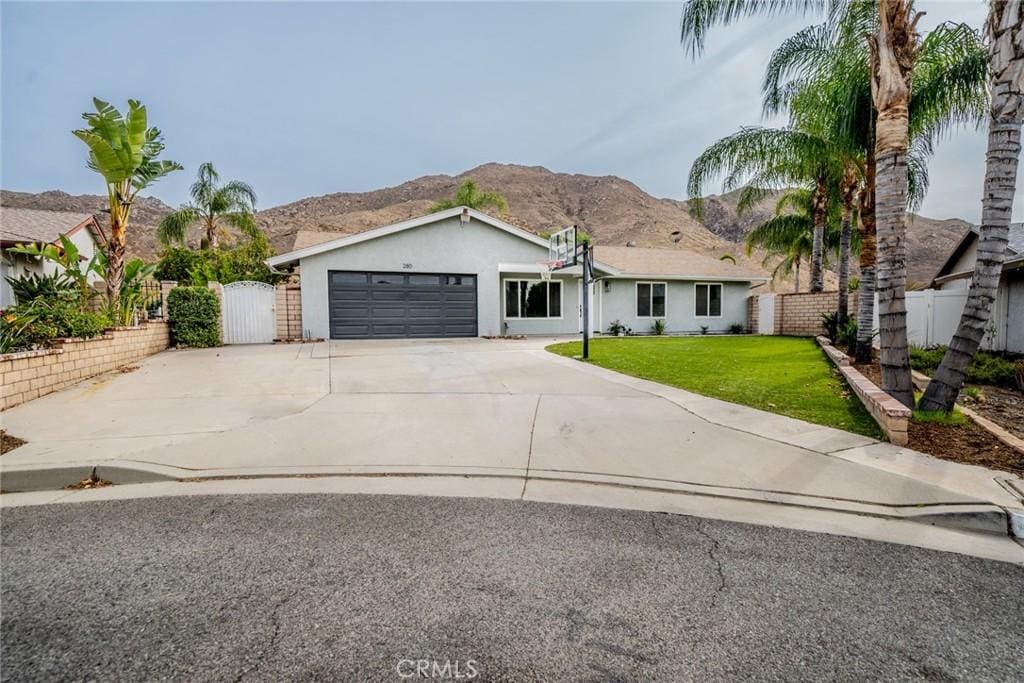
275,284,303,341
0,321,170,411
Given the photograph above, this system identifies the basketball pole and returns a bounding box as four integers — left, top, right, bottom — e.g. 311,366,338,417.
582,241,590,360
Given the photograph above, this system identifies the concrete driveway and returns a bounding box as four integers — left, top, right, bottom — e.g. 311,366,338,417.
2,338,1022,559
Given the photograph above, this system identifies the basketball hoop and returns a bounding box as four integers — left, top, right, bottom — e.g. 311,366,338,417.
537,259,564,281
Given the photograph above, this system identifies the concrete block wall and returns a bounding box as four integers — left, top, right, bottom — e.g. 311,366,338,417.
747,296,759,333
275,284,303,340
0,321,170,411
750,291,858,336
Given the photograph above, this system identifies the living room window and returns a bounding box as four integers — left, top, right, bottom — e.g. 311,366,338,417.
504,280,562,319
695,283,723,317
636,282,666,318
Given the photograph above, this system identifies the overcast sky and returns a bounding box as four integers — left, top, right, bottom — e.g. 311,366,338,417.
1,1,1012,223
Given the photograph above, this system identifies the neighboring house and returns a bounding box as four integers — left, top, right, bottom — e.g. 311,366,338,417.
1,208,106,308
929,223,1024,353
267,207,767,340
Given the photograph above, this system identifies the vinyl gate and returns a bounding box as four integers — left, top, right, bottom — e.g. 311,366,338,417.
222,281,276,344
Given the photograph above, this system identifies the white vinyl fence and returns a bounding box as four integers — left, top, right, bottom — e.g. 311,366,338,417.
873,289,998,350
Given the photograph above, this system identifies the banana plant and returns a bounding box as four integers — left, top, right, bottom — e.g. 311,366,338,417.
72,98,181,305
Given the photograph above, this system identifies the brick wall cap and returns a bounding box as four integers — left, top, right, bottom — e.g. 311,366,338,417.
0,348,64,362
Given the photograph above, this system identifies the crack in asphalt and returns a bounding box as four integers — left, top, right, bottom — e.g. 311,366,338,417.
693,518,728,610
234,582,299,682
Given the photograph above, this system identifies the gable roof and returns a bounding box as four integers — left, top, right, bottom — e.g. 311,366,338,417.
594,245,767,282
267,207,551,267
290,230,348,252
931,223,1024,285
1,207,105,247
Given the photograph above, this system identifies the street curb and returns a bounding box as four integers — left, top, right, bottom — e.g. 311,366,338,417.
1,461,1017,539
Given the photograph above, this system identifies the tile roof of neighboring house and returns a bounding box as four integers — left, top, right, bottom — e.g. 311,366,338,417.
0,207,102,246
290,230,349,252
593,245,766,281
931,222,1024,285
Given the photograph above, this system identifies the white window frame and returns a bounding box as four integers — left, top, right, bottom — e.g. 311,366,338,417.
694,282,724,318
502,278,563,320
635,281,667,319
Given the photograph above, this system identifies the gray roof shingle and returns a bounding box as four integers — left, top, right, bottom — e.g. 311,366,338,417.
1,207,97,245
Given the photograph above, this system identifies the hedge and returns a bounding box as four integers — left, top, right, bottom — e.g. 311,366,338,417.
167,286,220,348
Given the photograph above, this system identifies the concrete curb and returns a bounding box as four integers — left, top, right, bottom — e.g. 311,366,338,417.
1,460,1018,539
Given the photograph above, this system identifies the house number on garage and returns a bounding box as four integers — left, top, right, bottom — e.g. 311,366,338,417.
402,263,413,269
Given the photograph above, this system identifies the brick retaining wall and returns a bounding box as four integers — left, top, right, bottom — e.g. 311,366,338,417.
275,284,303,341
0,321,170,411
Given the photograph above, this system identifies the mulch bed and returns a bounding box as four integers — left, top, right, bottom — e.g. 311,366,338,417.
851,358,1024,477
1,430,27,455
960,384,1024,442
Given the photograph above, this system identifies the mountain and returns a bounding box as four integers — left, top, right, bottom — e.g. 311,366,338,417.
1,163,969,286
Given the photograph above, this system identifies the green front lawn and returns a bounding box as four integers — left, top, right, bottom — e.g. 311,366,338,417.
547,336,882,438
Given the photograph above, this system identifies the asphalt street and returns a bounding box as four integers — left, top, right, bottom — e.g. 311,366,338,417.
2,494,1022,682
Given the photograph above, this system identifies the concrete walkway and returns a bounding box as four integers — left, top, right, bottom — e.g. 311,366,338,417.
2,338,1022,559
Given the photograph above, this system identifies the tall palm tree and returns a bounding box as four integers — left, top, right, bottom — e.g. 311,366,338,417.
430,179,509,214
867,0,921,407
688,126,852,296
758,6,985,364
158,163,258,250
919,1,1024,412
744,187,839,292
72,98,181,304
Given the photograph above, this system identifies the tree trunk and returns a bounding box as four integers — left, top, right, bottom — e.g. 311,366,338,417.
837,164,858,326
206,217,218,250
106,215,126,306
809,177,827,293
919,0,1023,412
869,0,919,408
856,131,879,363
794,258,801,293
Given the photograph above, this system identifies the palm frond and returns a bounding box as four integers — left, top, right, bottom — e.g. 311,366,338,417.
680,0,828,56
157,205,201,246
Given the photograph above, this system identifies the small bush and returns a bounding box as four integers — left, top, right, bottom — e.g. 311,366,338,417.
608,320,631,336
1,293,110,351
650,319,666,335
820,311,839,342
910,345,1019,389
167,286,220,348
728,322,745,335
700,325,709,335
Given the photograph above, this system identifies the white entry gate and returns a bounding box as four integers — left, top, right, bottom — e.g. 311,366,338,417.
222,281,276,344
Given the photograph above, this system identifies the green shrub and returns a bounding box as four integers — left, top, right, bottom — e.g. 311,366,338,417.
153,247,200,283
910,345,1019,389
728,322,745,335
700,325,709,335
650,319,667,335
167,287,220,347
5,272,76,304
1,293,110,350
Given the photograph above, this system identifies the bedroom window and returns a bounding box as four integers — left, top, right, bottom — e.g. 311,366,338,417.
636,282,666,318
504,280,561,319
695,283,723,317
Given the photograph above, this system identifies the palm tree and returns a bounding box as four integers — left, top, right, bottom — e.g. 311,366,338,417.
158,163,259,250
688,126,851,296
72,98,181,304
919,1,1024,412
757,6,985,365
430,179,509,214
744,187,841,292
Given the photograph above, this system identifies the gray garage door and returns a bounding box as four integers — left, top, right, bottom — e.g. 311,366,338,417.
328,271,478,339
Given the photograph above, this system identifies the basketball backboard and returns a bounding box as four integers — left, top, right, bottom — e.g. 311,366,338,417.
548,226,578,268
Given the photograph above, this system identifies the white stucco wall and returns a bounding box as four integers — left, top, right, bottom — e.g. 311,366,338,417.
297,216,558,338
599,279,750,334
499,272,582,335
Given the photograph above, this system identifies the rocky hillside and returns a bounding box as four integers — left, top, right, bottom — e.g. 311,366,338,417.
2,163,969,286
